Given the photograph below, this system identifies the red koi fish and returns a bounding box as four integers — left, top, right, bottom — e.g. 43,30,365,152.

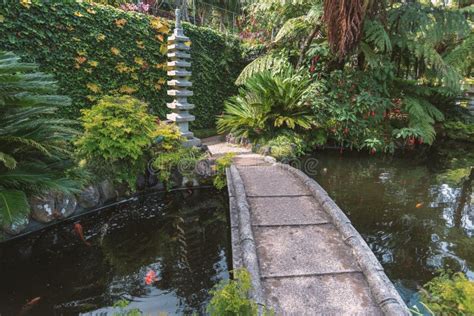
74,223,91,246
145,270,158,285
19,297,41,315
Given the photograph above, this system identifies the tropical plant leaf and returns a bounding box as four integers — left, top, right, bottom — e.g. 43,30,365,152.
0,190,30,226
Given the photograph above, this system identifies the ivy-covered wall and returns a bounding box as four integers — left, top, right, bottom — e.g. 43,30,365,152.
0,2,245,129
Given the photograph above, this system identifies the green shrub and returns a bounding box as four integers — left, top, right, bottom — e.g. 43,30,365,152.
213,153,235,190
76,95,158,188
152,147,204,188
207,268,273,316
0,1,245,129
0,51,80,227
261,133,307,160
443,121,474,143
217,68,315,144
420,271,474,315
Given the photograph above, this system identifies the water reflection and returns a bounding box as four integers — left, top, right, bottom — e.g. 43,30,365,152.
0,189,230,315
308,144,473,303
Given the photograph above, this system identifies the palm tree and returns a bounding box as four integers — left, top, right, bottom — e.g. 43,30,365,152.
0,51,79,227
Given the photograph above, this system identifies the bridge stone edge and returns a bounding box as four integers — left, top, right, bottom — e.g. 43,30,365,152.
273,162,411,316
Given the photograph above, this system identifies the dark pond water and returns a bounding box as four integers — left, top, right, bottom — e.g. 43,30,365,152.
308,142,473,308
0,189,230,315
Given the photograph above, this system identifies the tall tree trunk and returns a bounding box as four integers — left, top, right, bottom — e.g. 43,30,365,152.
323,0,369,59
296,25,320,69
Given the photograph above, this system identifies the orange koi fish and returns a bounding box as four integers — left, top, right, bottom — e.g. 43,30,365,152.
74,223,91,246
19,297,41,315
416,203,424,209
145,270,158,285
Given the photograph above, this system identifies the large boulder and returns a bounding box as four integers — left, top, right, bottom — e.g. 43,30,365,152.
30,192,56,223
2,215,29,235
98,180,117,203
55,193,77,219
77,185,100,209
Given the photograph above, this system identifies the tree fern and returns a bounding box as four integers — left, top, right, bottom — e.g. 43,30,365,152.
386,2,470,91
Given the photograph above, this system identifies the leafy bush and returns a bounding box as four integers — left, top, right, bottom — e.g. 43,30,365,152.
261,133,307,160
217,68,315,144
443,121,474,143
0,51,79,226
308,68,448,153
152,147,204,187
421,271,474,315
213,153,235,190
76,96,158,188
207,268,273,316
0,1,245,129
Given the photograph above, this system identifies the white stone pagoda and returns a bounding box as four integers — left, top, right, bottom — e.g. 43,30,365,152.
167,9,201,147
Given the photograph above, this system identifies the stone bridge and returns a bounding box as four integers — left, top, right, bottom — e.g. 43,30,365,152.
204,137,410,315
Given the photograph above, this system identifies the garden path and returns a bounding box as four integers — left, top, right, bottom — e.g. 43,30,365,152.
202,137,409,315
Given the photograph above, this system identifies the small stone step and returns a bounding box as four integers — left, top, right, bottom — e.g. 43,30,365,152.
167,60,191,68
167,70,191,77
167,112,195,123
167,79,192,87
167,89,193,97
167,101,194,110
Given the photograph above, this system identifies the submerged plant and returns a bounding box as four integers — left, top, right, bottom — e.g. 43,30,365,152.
0,51,79,227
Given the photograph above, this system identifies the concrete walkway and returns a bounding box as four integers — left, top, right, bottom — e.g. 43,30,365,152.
203,137,409,315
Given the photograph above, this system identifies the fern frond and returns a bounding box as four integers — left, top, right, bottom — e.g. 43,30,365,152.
403,96,444,144
235,53,290,85
274,16,311,44
444,32,474,77
363,20,392,53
